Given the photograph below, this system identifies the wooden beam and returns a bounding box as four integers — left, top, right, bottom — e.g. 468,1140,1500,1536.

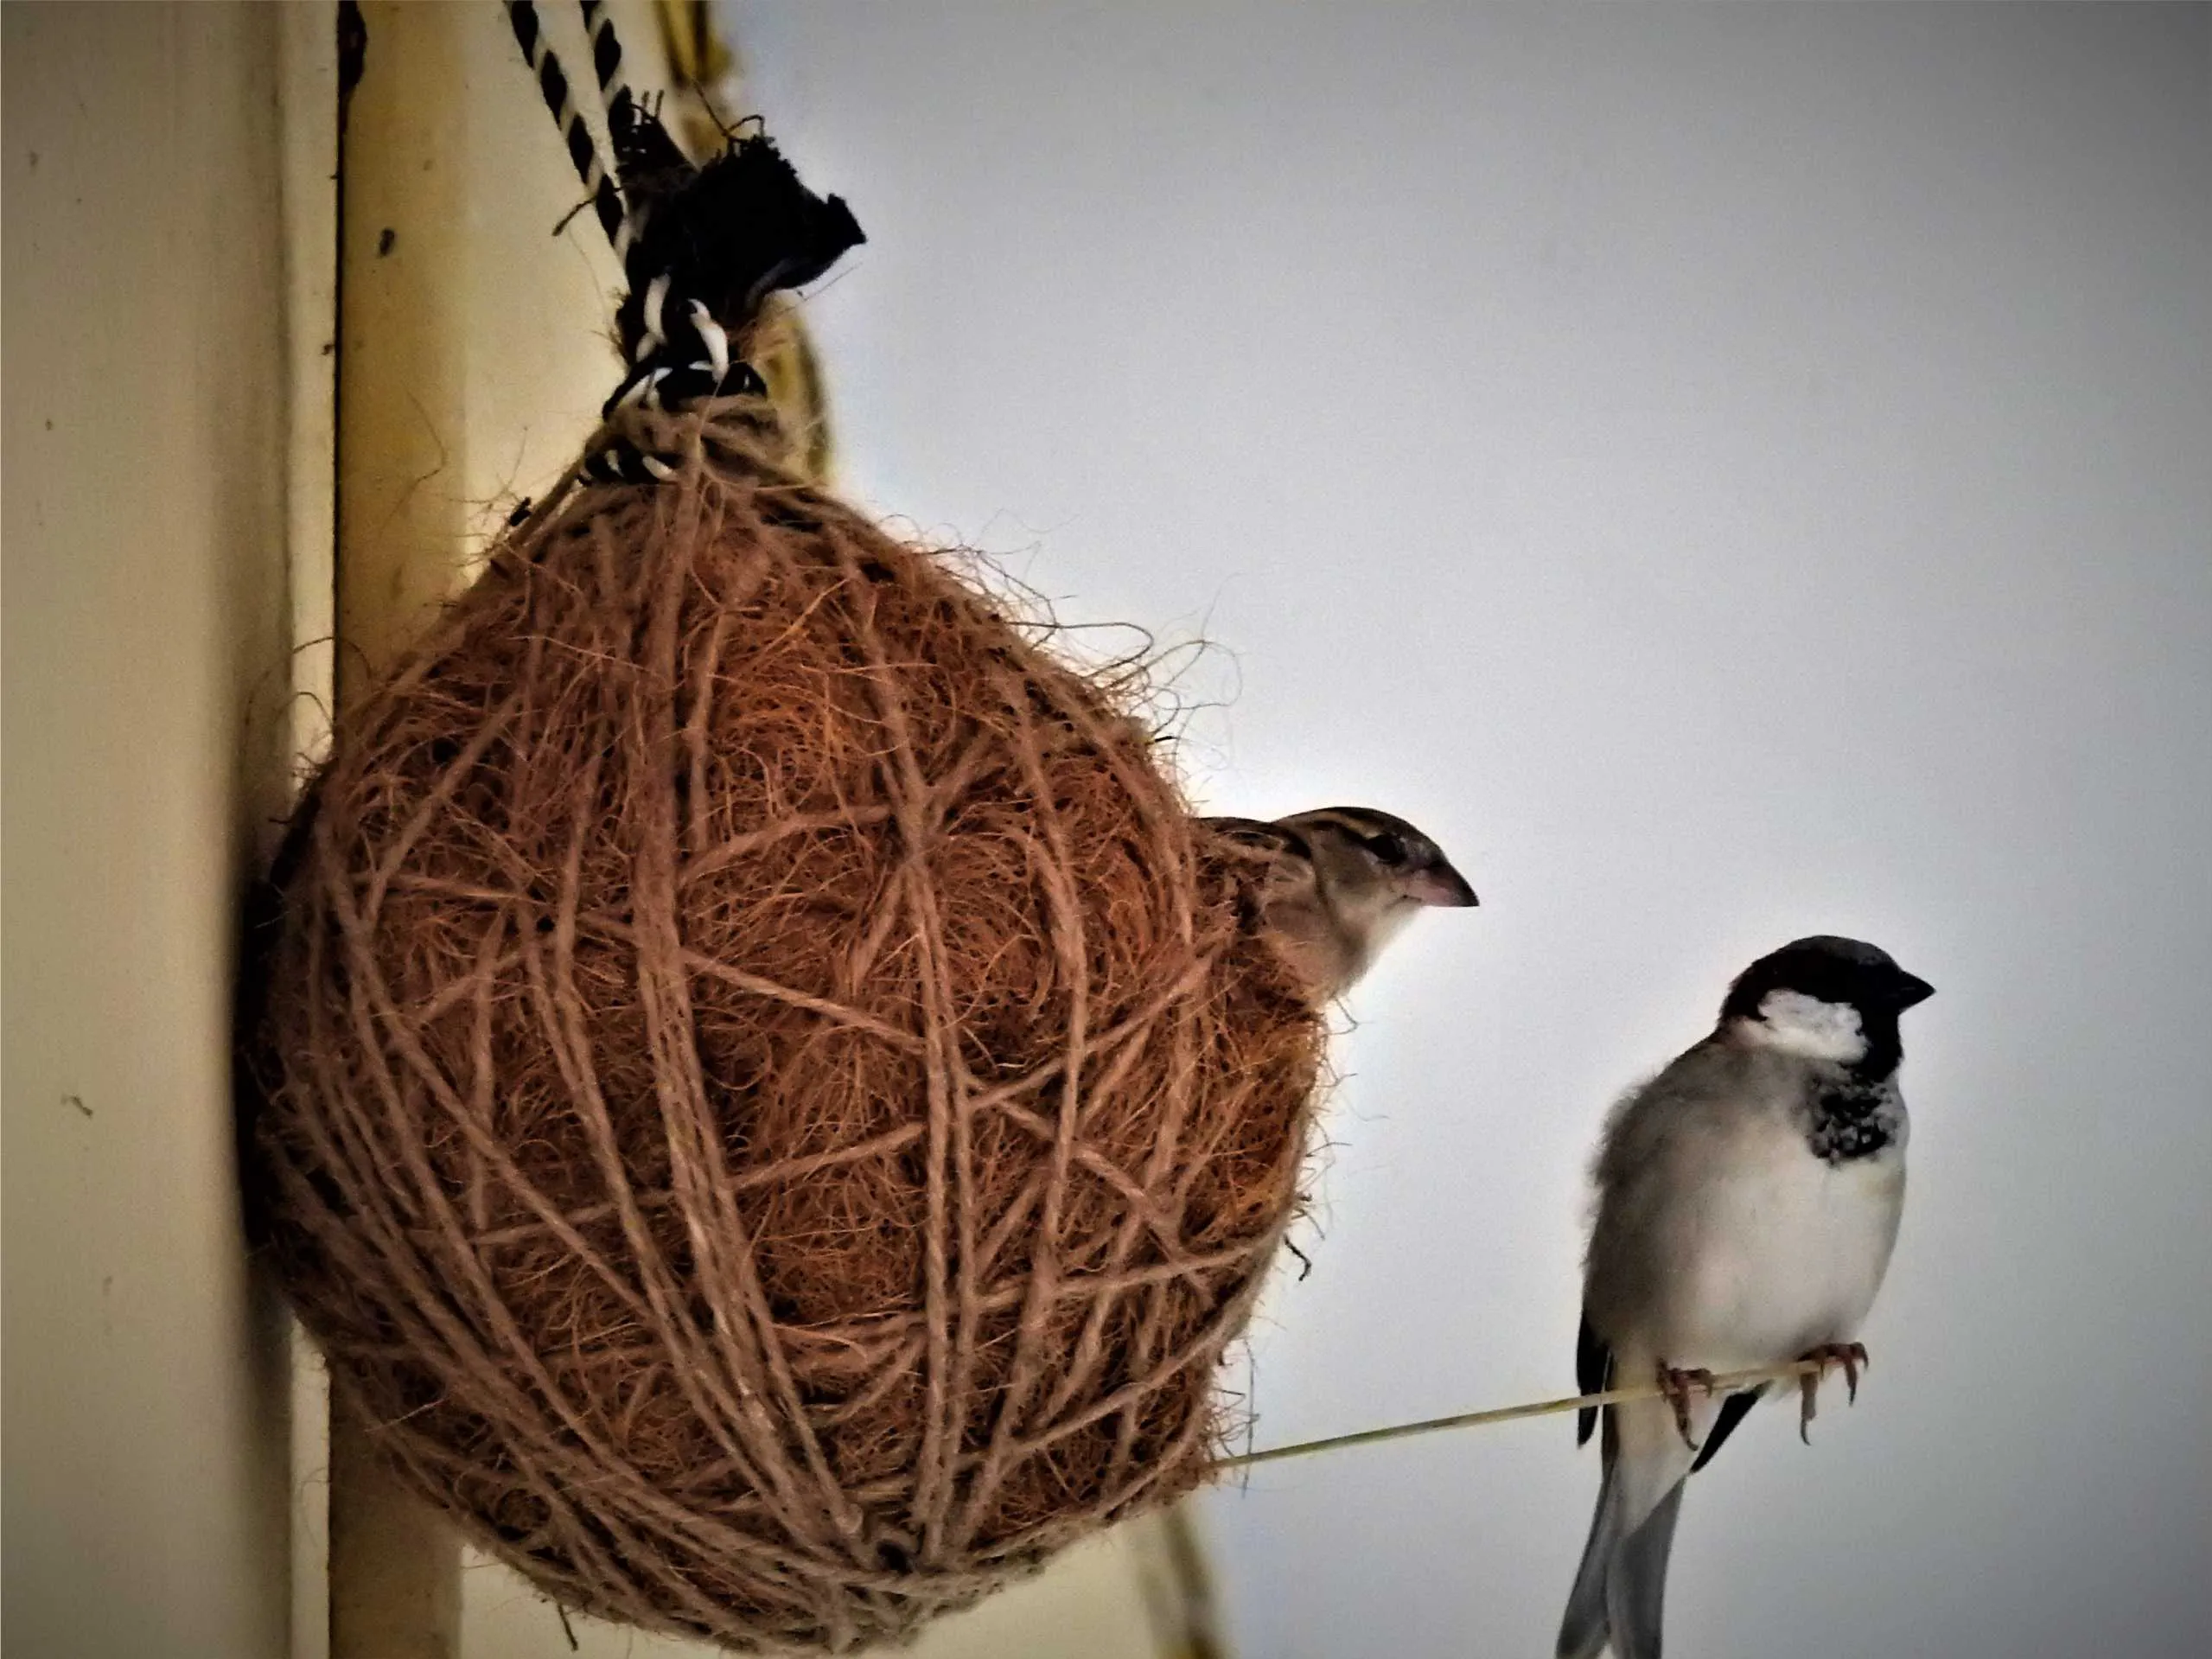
328,3,471,1651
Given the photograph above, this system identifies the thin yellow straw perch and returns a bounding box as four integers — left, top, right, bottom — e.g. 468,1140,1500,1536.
1218,1356,1848,1471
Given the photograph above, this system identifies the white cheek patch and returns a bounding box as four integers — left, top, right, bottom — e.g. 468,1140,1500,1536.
1742,989,1867,1063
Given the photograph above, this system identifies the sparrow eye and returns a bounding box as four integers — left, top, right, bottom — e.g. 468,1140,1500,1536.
1365,832,1408,867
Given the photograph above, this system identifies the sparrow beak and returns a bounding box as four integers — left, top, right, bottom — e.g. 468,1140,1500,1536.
1402,858,1478,908
1886,969,1935,1010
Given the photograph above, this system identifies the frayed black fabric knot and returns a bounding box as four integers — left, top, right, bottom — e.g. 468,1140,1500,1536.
609,126,864,363
589,120,863,486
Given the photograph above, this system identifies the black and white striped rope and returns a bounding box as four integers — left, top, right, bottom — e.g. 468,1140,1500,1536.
586,279,766,482
577,1,628,118
506,0,634,266
503,1,762,484
577,0,657,280
506,0,826,487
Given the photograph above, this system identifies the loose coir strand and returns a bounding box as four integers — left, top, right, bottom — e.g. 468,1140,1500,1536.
1218,1356,1852,1471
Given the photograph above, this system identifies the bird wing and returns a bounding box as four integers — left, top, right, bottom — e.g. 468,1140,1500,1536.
1688,1385,1767,1473
1198,817,1312,941
1576,1313,1611,1447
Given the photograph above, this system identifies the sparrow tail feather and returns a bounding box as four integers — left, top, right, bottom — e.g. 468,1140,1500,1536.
1604,1478,1685,1659
1556,1445,1620,1659
1560,1399,1697,1659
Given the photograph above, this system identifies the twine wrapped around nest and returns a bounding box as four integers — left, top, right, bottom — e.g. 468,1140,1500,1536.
244,29,1324,1649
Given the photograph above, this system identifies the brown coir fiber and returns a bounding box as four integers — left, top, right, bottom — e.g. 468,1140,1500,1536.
248,397,1325,1650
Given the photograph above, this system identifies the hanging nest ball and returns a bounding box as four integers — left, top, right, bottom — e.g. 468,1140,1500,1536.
244,139,1325,1649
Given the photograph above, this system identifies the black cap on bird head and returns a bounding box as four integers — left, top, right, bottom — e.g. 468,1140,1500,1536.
1720,935,1935,1023
1719,935,1934,1079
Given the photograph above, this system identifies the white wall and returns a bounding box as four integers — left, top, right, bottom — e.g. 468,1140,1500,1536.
728,6,2212,1656
3,7,297,1656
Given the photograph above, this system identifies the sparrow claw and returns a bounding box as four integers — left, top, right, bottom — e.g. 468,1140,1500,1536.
1655,1362,1717,1451
1795,1342,1871,1442
1838,1341,1867,1402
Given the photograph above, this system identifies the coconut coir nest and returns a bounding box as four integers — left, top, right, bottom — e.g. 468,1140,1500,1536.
246,379,1327,1643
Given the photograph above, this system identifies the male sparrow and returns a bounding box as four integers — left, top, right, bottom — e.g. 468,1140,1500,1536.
1559,935,1935,1659
1201,806,1476,1000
